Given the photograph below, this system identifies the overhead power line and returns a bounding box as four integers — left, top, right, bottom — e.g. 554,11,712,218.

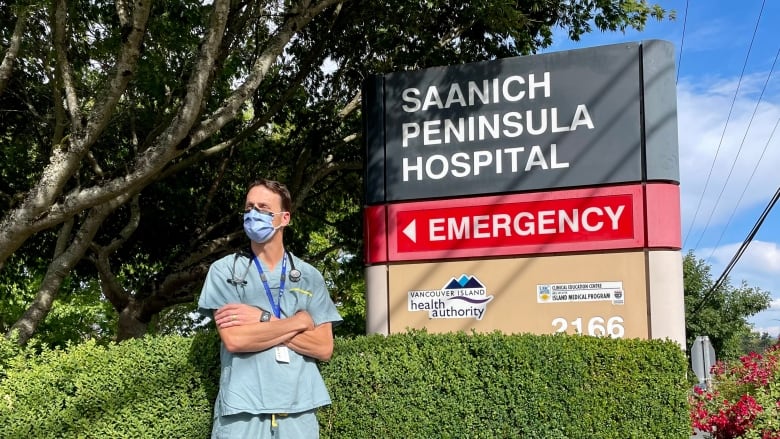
704,49,780,264
691,185,780,316
676,0,689,84
682,0,767,250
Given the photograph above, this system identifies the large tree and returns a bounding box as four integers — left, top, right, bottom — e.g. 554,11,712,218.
0,0,669,344
683,251,772,361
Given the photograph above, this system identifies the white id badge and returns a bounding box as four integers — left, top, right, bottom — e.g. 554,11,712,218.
275,346,290,363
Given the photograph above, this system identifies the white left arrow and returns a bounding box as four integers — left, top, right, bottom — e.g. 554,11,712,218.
402,219,417,243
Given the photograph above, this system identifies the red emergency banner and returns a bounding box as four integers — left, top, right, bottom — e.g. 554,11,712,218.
364,184,681,263
397,194,633,251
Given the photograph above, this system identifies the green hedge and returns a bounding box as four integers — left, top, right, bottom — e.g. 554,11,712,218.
318,331,689,438
0,334,219,438
0,331,689,438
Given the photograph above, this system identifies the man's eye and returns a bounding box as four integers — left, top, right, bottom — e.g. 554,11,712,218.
245,206,274,215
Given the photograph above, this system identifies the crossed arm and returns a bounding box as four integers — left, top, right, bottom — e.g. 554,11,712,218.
213,303,334,361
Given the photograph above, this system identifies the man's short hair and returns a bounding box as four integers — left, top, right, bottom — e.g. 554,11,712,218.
246,179,292,212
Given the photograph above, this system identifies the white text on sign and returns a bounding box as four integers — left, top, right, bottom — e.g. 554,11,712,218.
428,206,624,241
552,316,625,338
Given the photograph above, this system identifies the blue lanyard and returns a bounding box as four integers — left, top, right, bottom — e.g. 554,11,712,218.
251,253,287,318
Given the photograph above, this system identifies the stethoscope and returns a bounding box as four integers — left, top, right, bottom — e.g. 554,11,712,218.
226,249,302,286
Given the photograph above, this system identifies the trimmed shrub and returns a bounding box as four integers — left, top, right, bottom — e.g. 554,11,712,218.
1,330,688,438
319,331,690,438
0,333,219,438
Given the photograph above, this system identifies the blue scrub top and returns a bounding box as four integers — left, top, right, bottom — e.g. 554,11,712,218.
198,252,343,415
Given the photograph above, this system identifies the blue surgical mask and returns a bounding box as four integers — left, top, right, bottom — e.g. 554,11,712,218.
243,210,282,243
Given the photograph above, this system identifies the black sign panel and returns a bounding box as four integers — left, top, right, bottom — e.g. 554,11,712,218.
364,40,679,204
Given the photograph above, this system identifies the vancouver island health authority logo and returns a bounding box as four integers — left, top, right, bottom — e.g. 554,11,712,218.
408,274,494,320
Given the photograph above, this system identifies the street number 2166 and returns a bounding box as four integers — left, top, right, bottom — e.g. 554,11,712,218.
551,316,625,338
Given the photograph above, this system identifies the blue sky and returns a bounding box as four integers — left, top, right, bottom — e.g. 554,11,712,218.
543,0,780,336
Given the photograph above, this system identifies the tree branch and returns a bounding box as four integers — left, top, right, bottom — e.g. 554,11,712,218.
83,0,152,144
178,229,246,270
190,0,346,145
0,0,153,267
52,0,81,130
293,159,362,212
0,4,29,96
53,218,74,259
339,92,362,119
7,191,133,345
87,195,141,311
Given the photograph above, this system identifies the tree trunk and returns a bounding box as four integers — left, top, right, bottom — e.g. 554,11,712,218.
116,301,151,341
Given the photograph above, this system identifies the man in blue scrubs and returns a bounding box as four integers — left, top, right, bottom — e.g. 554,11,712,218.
199,179,342,438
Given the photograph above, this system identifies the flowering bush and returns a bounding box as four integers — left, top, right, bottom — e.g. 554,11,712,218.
690,344,780,438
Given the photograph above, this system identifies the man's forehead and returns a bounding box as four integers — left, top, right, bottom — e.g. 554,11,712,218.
246,186,281,205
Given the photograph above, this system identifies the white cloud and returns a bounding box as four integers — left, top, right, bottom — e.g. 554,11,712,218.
701,240,780,278
751,324,780,337
700,242,780,336
677,76,780,246
738,241,780,274
678,66,780,339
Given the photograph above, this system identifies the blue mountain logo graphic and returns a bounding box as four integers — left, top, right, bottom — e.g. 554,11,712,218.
443,275,485,290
